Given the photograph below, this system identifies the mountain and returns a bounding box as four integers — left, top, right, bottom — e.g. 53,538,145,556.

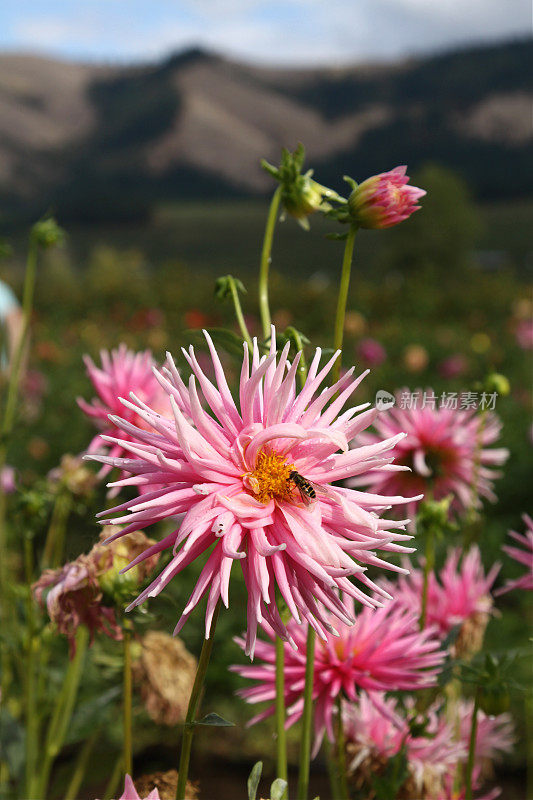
0,39,531,221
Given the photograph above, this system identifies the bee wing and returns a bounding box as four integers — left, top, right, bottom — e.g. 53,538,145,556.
310,481,336,501
296,485,316,507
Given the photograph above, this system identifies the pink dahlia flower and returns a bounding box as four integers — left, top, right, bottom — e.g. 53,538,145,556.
356,337,387,367
380,547,499,656
90,331,419,656
437,777,501,800
231,596,444,750
495,514,533,595
78,345,170,490
344,692,465,797
352,393,509,523
348,166,426,229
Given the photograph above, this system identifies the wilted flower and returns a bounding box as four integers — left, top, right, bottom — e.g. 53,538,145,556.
90,329,418,656
495,514,533,595
352,394,509,523
47,453,97,497
33,527,158,656
344,692,465,799
132,631,197,726
232,597,444,751
356,338,386,367
380,547,499,657
347,166,425,229
78,345,170,491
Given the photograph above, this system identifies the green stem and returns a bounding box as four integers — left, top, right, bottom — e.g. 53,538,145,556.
123,618,134,778
24,536,38,799
275,635,288,794
259,187,282,340
175,600,222,800
296,626,316,800
465,692,479,800
331,226,357,386
464,409,488,546
420,524,435,630
228,278,253,352
38,625,89,798
325,739,341,800
335,697,349,800
64,728,100,800
285,327,308,392
41,490,72,569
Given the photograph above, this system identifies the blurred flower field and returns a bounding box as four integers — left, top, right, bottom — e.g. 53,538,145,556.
0,158,531,800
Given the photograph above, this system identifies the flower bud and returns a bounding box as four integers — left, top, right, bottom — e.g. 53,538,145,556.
347,166,425,229
31,217,65,249
484,373,510,397
97,527,160,603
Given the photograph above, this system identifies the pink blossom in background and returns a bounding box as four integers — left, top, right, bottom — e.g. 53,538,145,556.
343,692,465,796
380,547,499,654
0,465,16,494
231,596,444,751
458,700,514,766
89,329,419,657
495,513,533,595
514,318,533,350
351,393,509,523
438,354,468,379
348,166,426,229
78,345,170,490
356,337,387,367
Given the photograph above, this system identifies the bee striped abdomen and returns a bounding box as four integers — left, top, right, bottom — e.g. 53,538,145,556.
289,470,316,500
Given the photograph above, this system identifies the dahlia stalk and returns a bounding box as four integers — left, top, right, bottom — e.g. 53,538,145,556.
88,328,419,795
259,186,282,339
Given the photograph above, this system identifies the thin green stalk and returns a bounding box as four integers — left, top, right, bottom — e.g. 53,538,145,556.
465,692,479,800
123,618,134,778
175,600,222,800
325,739,341,800
464,409,488,547
331,226,357,386
296,626,316,800
275,635,288,795
335,697,349,800
259,186,282,340
38,625,89,798
285,327,308,392
41,490,72,569
228,278,253,352
24,536,38,799
420,524,435,630
64,728,100,800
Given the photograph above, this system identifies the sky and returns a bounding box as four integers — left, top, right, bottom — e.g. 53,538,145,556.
1,0,531,65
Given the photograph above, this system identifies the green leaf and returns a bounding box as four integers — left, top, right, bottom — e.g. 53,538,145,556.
325,232,349,241
214,275,247,301
248,761,263,800
270,778,288,800
187,327,245,359
196,712,235,727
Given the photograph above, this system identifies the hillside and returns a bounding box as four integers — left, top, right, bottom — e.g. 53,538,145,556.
0,39,531,220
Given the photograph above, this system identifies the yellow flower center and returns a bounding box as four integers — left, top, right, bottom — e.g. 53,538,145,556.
246,450,295,505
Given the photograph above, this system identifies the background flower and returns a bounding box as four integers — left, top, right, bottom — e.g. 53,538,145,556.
352,393,509,523
232,596,444,751
495,513,533,595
